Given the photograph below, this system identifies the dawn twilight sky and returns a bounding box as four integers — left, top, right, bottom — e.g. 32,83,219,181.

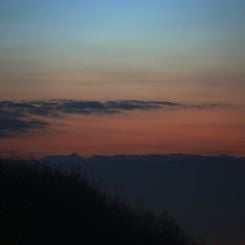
0,0,245,156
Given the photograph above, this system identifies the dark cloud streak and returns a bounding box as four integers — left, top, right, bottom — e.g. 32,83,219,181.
0,99,230,138
0,109,47,137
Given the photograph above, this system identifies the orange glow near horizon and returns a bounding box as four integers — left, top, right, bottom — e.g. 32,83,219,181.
0,107,244,157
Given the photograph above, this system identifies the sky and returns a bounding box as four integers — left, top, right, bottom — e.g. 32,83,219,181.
0,0,245,156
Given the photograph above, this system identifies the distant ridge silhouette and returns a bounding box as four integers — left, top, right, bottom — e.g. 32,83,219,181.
41,153,245,245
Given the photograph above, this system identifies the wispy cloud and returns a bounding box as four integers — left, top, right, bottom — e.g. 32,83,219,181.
0,109,47,137
0,99,230,137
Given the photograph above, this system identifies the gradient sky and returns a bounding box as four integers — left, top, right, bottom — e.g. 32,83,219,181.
0,0,245,156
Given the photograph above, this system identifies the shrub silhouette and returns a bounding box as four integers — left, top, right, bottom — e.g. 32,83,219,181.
0,158,204,245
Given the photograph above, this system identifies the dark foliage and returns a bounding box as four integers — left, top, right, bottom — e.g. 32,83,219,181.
0,158,204,245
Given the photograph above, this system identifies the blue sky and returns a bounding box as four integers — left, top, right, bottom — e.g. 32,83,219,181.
1,0,244,74
0,0,244,103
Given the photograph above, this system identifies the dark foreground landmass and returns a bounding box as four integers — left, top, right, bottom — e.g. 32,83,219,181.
42,153,245,245
0,158,204,245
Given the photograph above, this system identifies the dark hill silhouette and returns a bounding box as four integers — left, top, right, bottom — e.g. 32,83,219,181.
0,158,204,245
41,154,245,245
